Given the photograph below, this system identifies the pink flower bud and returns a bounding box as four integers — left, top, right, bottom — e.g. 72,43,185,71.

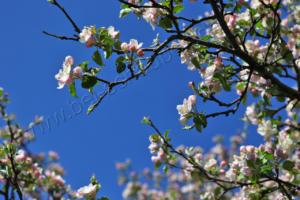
259,144,265,152
220,161,227,167
188,81,193,89
151,156,160,163
179,116,188,125
158,149,165,159
240,145,247,153
246,153,256,161
275,149,288,159
73,66,82,76
254,40,260,47
277,10,281,16
86,36,96,48
194,153,202,160
220,169,225,174
188,95,196,106
215,57,222,68
251,88,258,94
49,151,59,161
281,18,288,26
246,145,255,153
65,77,73,86
137,49,144,57
121,42,128,51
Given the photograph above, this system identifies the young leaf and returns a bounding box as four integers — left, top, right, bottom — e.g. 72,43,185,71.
282,160,295,171
116,62,126,73
82,76,98,89
104,46,112,59
173,5,184,13
92,50,104,67
158,17,173,29
79,61,89,72
69,83,78,98
120,8,131,18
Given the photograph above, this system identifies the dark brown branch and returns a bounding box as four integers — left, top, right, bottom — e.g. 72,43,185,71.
50,0,81,33
42,31,79,41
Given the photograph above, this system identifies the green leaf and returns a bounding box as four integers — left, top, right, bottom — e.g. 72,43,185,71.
154,162,162,171
80,61,89,72
191,57,200,68
116,63,126,73
121,4,129,8
235,83,245,90
120,8,131,18
242,94,248,106
163,166,169,174
214,73,231,91
100,197,110,200
164,130,170,138
158,17,173,29
103,38,114,46
69,83,78,98
114,40,122,50
282,160,295,171
104,46,112,59
193,115,207,133
214,187,222,197
173,5,184,13
201,35,212,42
92,50,104,67
115,55,126,73
81,76,98,89
260,165,273,172
225,3,233,8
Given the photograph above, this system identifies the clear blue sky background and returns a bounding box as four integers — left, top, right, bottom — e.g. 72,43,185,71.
0,1,262,199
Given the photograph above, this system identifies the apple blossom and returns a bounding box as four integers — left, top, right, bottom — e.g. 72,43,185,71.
79,26,96,48
77,183,98,198
142,2,159,30
128,39,143,52
257,120,277,138
48,150,59,161
15,149,26,162
25,0,300,199
108,26,120,39
73,66,82,76
55,57,73,89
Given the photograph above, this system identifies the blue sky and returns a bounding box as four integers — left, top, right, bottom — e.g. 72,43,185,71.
0,1,263,199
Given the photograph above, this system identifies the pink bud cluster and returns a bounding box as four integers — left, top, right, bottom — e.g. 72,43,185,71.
148,134,165,163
